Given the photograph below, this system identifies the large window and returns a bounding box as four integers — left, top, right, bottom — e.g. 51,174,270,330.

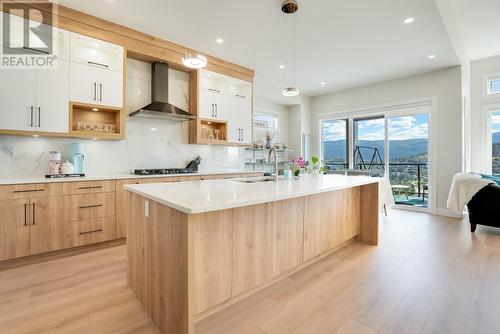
321,119,348,170
488,77,500,95
353,117,385,176
319,106,431,210
492,111,500,175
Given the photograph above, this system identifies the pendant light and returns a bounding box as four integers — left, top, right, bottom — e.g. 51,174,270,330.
182,0,207,69
281,0,299,97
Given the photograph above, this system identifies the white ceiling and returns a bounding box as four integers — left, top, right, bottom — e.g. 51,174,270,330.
59,0,460,102
435,0,500,62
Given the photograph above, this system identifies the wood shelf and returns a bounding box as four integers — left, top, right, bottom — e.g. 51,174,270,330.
69,102,124,140
190,118,227,145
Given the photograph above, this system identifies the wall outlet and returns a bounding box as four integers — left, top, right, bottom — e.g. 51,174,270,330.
144,200,150,218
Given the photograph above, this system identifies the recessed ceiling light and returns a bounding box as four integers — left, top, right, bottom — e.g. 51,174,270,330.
320,81,326,86
216,38,224,44
428,54,436,59
279,64,285,69
92,138,98,140
32,134,39,138
403,17,415,24
94,43,99,47
92,108,98,112
150,127,158,132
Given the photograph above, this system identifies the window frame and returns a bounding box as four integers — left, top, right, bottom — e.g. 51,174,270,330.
484,105,500,175
482,72,500,98
319,118,350,170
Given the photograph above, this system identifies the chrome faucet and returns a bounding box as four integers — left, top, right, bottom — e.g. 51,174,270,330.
268,147,279,181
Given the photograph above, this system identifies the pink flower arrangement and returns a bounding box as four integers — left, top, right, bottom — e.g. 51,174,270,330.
294,156,309,169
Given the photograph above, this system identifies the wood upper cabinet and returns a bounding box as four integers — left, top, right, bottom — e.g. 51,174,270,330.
0,199,30,261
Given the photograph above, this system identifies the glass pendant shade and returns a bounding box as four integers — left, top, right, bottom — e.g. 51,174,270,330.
281,87,300,97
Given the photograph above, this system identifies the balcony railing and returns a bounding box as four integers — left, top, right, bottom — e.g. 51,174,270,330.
325,162,428,198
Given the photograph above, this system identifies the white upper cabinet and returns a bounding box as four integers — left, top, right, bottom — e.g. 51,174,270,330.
69,62,123,108
36,59,70,133
1,13,70,60
70,32,124,72
0,69,37,131
199,69,253,145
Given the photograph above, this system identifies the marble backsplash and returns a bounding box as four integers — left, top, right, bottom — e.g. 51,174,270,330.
0,118,244,178
0,58,244,179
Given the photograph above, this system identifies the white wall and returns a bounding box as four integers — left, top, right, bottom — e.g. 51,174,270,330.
470,55,500,173
311,67,463,216
254,98,289,145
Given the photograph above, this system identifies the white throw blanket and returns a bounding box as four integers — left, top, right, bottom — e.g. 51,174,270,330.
447,173,494,214
379,177,395,212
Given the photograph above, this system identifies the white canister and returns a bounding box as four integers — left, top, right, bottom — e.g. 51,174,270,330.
61,161,74,175
49,151,61,162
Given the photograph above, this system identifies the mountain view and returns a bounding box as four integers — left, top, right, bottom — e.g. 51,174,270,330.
323,138,428,163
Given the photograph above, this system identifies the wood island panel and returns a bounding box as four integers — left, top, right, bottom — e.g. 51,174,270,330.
190,210,233,314
126,182,379,334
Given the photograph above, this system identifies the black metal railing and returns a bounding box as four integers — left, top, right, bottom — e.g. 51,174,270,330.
325,162,428,197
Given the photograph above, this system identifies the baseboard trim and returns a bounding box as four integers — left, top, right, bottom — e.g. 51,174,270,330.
0,238,126,271
436,208,463,219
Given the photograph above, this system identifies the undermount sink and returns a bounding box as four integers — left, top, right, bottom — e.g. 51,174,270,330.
231,176,280,183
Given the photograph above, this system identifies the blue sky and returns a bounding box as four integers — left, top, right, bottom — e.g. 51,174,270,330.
322,115,429,142
493,111,500,134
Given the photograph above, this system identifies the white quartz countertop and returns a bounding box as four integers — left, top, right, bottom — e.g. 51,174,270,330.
125,174,380,214
0,170,259,185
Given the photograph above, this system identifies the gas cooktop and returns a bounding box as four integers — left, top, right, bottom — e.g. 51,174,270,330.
133,168,196,175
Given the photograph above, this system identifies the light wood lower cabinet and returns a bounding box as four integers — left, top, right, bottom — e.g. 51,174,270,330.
29,197,58,255
0,199,31,261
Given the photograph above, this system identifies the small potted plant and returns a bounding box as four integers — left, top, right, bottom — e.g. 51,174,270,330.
293,156,309,176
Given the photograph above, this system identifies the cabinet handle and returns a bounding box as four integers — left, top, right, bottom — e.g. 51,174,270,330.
93,83,97,101
208,88,221,94
37,107,41,127
88,61,109,69
23,203,27,226
22,46,49,55
14,189,44,193
30,106,34,127
32,203,35,225
240,129,243,141
235,94,246,99
78,185,102,190
79,228,103,235
215,104,218,117
78,204,103,209
99,83,103,102
211,104,214,117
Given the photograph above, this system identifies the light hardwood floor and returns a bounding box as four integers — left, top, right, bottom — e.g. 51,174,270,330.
1,210,499,333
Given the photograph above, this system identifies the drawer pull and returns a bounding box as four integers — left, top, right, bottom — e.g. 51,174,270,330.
79,228,103,235
78,204,103,209
88,61,109,68
78,186,103,190
14,189,45,193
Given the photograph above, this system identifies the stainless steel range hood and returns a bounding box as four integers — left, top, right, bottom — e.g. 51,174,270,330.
129,62,195,121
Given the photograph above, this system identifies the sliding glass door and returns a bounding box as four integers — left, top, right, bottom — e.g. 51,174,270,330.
320,105,432,211
388,114,429,207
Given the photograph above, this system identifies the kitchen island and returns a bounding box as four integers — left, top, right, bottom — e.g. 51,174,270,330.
124,174,380,334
